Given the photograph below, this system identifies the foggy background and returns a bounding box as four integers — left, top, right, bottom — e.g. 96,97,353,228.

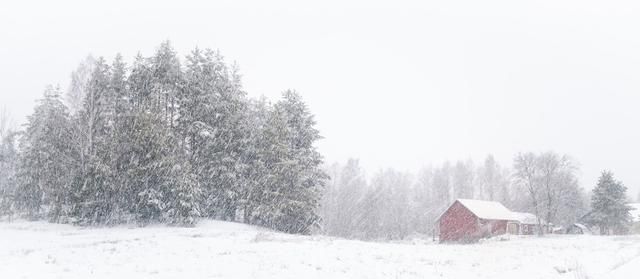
1,0,639,196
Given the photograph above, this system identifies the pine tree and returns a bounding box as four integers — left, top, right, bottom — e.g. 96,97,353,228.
149,40,182,126
261,91,327,234
241,97,272,225
0,121,18,217
16,86,74,220
107,54,133,222
127,112,171,224
178,48,248,221
128,53,153,110
590,171,632,235
163,158,202,226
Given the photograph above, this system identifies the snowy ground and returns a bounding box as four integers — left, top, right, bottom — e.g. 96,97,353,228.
1,220,639,279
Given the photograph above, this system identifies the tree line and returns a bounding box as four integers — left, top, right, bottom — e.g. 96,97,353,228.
320,153,635,240
0,41,327,234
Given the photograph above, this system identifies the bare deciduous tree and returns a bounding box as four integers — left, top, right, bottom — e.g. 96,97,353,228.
513,152,581,235
513,152,544,235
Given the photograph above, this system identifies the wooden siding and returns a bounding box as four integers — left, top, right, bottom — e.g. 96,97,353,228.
439,201,479,242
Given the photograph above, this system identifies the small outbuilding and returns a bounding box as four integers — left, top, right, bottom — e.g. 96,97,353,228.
508,212,539,235
436,199,517,242
565,223,592,234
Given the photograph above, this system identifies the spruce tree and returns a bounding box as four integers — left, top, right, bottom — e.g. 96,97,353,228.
16,86,74,220
163,157,202,226
108,54,133,222
241,97,272,225
262,91,327,234
0,125,18,217
149,41,182,126
590,171,632,234
123,112,168,224
179,48,248,221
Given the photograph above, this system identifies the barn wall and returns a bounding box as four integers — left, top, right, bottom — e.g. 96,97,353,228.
490,220,507,235
522,224,534,235
478,219,507,237
507,222,519,234
439,201,478,242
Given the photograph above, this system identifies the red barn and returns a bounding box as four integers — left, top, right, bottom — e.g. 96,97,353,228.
436,199,517,243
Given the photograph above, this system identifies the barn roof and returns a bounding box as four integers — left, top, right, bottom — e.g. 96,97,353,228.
456,199,517,221
629,203,640,222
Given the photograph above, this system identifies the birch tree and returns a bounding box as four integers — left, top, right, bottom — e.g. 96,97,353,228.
513,152,544,235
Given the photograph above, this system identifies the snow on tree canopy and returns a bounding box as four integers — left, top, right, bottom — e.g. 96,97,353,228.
1,41,327,233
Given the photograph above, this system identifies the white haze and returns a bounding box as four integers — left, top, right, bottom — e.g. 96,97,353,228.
1,0,639,196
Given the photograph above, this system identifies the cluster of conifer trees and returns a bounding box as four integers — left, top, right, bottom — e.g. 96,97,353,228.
0,42,326,234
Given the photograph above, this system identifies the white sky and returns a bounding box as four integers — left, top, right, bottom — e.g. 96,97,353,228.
1,0,639,197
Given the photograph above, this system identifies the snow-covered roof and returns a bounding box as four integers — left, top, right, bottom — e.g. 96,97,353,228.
629,203,640,222
573,223,588,230
511,212,538,225
456,199,517,221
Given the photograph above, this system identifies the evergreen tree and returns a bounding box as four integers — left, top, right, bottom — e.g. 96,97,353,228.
107,54,133,222
149,40,182,126
253,91,327,234
72,58,114,225
0,120,18,217
178,48,248,221
590,171,632,235
16,87,74,220
241,97,272,225
275,91,327,234
126,112,172,224
128,53,153,110
125,111,200,226
163,158,202,226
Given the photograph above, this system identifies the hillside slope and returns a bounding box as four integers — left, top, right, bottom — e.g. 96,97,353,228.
1,220,639,279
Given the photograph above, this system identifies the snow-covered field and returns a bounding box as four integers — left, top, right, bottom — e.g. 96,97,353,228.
1,220,639,279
